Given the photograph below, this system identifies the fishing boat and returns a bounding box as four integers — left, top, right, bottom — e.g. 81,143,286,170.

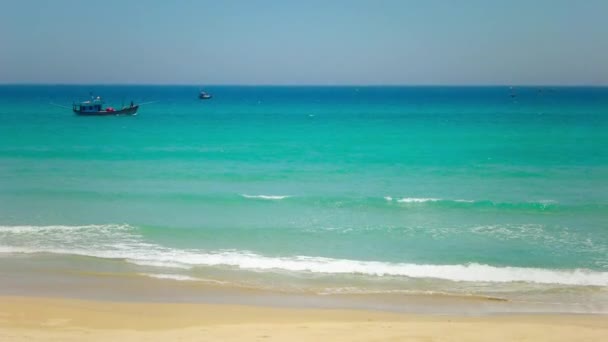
72,96,138,116
199,91,212,100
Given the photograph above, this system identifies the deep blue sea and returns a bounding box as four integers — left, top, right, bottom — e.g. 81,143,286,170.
0,86,607,311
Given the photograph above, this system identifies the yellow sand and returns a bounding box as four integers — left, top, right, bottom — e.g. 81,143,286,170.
0,296,606,341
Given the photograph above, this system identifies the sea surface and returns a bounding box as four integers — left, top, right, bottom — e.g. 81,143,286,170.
0,85,607,313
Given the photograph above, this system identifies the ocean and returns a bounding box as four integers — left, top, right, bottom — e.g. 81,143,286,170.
0,85,607,313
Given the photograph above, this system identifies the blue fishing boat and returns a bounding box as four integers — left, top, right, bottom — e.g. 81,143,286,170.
73,96,138,116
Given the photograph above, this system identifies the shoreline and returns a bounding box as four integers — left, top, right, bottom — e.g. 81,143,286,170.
3,259,606,315
1,296,606,341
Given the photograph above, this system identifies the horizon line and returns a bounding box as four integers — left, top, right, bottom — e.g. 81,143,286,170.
1,83,607,87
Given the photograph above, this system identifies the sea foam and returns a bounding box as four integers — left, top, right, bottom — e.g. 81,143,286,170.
1,224,606,287
396,197,441,203
241,194,290,200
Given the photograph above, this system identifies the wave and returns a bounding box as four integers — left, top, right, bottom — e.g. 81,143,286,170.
138,273,198,281
241,194,290,200
10,189,604,214
6,246,608,286
237,194,587,212
396,197,441,203
138,273,231,285
1,224,606,287
235,194,582,213
0,224,131,234
384,197,567,210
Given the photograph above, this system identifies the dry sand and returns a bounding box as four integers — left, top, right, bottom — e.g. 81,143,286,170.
0,296,606,341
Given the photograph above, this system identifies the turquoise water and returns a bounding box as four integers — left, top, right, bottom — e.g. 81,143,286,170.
1,86,607,310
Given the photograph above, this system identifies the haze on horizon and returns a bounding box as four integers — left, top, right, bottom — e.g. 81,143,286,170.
1,0,607,86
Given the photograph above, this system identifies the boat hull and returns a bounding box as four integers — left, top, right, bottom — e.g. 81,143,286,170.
74,106,139,116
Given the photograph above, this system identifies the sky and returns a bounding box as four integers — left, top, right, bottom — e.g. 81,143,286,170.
1,0,607,85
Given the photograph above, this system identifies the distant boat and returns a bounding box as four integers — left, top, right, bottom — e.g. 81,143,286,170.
199,91,212,100
73,96,138,116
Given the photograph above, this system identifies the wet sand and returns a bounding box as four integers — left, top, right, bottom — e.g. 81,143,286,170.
1,296,607,341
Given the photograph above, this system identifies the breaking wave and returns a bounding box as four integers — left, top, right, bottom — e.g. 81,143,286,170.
241,194,290,200
383,197,571,210
1,224,607,287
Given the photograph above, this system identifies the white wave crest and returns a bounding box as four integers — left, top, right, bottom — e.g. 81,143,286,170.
4,248,607,287
397,197,441,203
138,253,607,286
386,198,556,205
0,224,131,234
241,194,290,200
1,224,607,287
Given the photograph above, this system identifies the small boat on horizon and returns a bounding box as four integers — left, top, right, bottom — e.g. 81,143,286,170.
199,91,212,100
72,96,138,116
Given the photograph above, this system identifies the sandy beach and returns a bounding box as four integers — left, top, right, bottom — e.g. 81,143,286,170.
0,296,606,341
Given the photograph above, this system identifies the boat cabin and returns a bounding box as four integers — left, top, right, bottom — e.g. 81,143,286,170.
73,96,104,113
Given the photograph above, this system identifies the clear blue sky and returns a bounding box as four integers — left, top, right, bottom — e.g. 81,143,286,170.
1,0,607,85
